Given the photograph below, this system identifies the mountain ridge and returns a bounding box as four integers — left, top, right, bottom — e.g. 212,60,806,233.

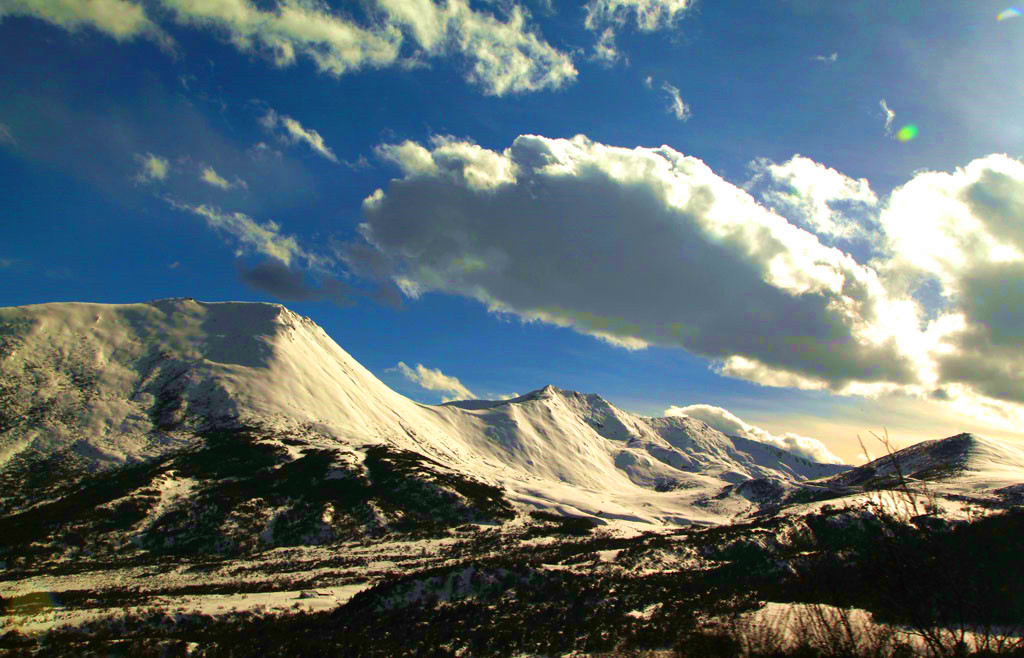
3,297,1019,533
0,297,855,529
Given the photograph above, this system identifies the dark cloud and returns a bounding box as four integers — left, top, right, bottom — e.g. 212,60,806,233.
935,262,1024,403
958,262,1024,348
962,169,1024,250
938,353,1024,404
237,260,354,306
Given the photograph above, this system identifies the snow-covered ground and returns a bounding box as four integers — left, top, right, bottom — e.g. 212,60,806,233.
3,585,367,635
733,601,1024,655
1,534,463,634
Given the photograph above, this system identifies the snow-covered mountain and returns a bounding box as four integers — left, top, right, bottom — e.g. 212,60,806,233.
0,298,850,529
5,299,1024,653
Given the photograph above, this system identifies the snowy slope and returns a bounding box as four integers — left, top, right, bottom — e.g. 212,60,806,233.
1,298,856,527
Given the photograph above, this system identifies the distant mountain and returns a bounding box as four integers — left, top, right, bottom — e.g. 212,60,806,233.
819,432,1024,492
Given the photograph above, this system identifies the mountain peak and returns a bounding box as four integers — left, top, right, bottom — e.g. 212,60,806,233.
0,299,416,468
516,384,606,403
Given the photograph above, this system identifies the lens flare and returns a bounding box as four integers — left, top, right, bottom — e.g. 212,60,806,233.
997,7,1022,20
896,124,918,142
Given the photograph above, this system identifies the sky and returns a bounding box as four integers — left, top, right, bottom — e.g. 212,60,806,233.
2,0,1024,464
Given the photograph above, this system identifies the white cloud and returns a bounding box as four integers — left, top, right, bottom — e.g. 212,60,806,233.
247,141,283,162
396,361,475,402
664,403,845,464
747,154,878,240
159,0,574,96
660,81,690,121
166,201,352,305
168,200,323,268
261,109,338,163
814,52,838,64
133,152,170,183
341,133,920,394
591,27,619,63
350,141,1024,434
880,99,895,135
279,116,336,162
7,0,573,97
875,154,1024,407
878,155,1024,290
423,1,576,96
584,0,691,66
1,0,172,47
374,140,438,176
158,0,400,73
585,0,692,32
200,165,246,190
374,135,517,190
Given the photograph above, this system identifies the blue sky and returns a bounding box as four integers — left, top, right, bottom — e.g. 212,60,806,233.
3,0,1024,463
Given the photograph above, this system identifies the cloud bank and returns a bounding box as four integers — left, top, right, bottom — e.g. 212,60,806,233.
159,0,574,96
343,133,918,394
878,154,1024,408
664,403,845,464
6,0,574,96
169,201,357,305
237,260,352,305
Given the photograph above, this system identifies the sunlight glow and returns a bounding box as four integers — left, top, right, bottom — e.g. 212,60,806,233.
997,7,1022,20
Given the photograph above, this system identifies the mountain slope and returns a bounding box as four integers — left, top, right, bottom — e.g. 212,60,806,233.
0,298,862,533
0,298,461,465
